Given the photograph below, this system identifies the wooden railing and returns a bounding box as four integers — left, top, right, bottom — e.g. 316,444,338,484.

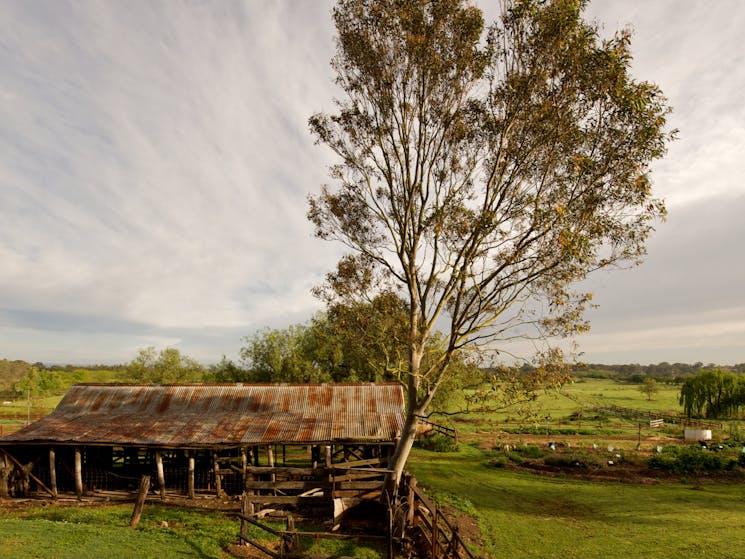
416,415,458,442
596,405,722,430
399,473,476,559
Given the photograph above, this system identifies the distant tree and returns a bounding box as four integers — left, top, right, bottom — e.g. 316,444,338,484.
0,359,32,395
241,325,332,383
639,377,659,401
309,0,673,486
204,356,248,383
13,367,66,398
679,368,745,418
128,347,204,384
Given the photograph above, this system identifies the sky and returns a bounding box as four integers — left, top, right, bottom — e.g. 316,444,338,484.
0,1,743,367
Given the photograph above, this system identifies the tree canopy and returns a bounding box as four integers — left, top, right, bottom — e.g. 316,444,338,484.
309,0,673,484
127,347,204,384
679,368,745,419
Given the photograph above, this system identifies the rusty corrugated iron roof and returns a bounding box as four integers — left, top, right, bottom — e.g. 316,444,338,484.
0,383,405,448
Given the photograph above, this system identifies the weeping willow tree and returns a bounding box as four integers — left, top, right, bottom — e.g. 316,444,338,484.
309,0,673,486
680,368,745,419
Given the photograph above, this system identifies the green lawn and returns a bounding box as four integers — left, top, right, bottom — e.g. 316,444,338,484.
409,445,745,559
0,503,382,559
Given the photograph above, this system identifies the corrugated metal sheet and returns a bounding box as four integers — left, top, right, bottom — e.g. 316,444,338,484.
0,383,405,448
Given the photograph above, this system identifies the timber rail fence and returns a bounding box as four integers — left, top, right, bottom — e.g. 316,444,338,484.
415,415,458,442
596,405,722,430
236,469,477,559
398,473,476,559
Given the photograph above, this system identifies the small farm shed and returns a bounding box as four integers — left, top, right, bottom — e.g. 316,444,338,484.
0,382,405,503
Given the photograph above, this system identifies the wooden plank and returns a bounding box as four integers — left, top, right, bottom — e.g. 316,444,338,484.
332,489,382,499
237,534,281,559
244,495,328,505
412,485,437,515
335,481,385,490
245,466,322,476
245,480,330,491
331,457,384,469
333,471,387,482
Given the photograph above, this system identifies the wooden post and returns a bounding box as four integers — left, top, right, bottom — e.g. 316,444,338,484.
240,492,249,545
187,453,195,499
285,515,298,554
155,450,165,501
267,446,276,495
407,475,417,527
74,447,83,500
431,508,438,559
213,451,223,498
325,445,332,468
130,475,150,528
0,453,9,498
48,448,58,499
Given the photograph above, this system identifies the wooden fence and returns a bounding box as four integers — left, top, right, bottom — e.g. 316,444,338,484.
415,416,458,442
596,405,722,430
398,474,476,559
237,469,477,559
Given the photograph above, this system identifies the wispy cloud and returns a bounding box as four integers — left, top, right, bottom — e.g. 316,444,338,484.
0,0,743,365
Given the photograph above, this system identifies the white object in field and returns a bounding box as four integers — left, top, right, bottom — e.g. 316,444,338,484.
684,429,712,441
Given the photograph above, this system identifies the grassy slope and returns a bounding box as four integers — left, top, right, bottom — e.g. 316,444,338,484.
409,445,745,559
0,503,383,559
0,505,237,559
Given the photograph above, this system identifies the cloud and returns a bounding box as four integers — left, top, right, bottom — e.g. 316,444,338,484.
0,0,340,348
0,0,743,365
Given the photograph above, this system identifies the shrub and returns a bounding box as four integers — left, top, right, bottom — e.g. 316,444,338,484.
648,446,737,474
511,445,546,459
415,433,459,453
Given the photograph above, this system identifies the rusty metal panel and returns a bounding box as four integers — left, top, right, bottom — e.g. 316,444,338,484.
0,383,405,448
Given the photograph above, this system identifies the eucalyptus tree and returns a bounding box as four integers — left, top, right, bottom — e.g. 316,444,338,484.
128,347,204,384
309,0,673,485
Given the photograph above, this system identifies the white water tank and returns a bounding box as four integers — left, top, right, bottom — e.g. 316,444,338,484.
684,429,712,441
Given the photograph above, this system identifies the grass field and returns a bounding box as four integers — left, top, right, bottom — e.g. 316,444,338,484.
0,503,382,559
409,445,745,559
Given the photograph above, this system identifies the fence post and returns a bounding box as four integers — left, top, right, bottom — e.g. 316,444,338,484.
432,508,438,559
240,492,249,546
130,475,150,528
407,475,417,528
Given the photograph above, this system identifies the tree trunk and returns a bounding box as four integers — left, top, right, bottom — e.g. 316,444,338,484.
385,345,424,495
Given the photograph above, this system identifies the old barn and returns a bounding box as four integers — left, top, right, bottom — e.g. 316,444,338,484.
0,382,405,508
